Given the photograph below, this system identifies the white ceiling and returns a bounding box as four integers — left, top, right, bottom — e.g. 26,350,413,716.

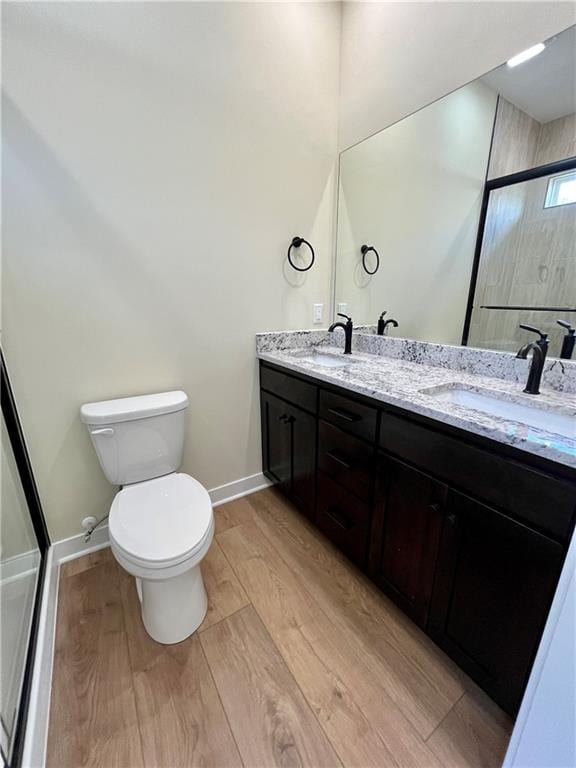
481,25,576,124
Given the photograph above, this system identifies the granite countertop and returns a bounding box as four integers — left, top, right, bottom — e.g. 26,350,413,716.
257,344,576,469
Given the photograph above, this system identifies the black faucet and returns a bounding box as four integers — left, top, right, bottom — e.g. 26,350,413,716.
557,320,575,360
329,313,353,354
377,311,387,335
516,324,549,395
377,312,399,336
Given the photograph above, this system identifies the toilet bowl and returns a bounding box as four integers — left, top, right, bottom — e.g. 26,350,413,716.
109,472,214,644
80,391,213,644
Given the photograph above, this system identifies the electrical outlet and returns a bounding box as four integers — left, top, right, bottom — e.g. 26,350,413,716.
337,302,348,316
313,303,323,324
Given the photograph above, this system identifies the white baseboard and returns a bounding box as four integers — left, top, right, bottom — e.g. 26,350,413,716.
52,523,111,565
21,548,59,768
209,471,271,507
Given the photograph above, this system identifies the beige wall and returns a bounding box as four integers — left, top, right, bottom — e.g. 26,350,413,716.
335,81,497,342
339,2,576,149
3,1,574,542
2,2,340,541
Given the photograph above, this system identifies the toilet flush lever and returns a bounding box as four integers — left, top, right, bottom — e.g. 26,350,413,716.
90,428,115,437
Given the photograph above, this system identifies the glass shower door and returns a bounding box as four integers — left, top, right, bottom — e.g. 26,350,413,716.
1,355,49,768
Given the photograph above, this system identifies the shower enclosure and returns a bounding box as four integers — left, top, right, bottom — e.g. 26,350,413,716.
1,353,50,768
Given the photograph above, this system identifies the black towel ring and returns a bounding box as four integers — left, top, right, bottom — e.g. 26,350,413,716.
361,244,380,275
288,236,315,272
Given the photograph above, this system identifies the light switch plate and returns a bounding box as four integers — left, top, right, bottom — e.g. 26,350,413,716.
313,303,323,324
337,302,348,316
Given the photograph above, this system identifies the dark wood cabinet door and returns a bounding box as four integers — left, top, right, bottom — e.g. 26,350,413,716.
260,391,291,493
372,456,446,626
429,490,564,714
289,404,317,521
261,391,316,520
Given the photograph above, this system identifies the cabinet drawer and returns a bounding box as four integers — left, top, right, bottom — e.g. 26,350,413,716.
380,412,576,540
317,472,370,566
318,421,374,501
319,389,377,442
260,364,317,414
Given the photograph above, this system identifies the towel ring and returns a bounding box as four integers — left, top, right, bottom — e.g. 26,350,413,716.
288,237,315,272
361,245,380,275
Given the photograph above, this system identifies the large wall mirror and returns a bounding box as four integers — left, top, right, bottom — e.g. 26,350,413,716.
334,24,576,358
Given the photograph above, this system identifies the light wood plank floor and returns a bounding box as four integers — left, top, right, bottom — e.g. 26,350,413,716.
48,488,513,768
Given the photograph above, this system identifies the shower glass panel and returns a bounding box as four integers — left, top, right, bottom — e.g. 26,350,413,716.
1,354,49,768
1,420,41,764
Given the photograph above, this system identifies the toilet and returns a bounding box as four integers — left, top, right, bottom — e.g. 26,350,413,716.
80,391,214,644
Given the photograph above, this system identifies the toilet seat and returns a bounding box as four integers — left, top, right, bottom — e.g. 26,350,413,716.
109,472,214,573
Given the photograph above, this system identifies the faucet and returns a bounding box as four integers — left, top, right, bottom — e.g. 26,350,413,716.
557,320,575,360
516,324,549,395
329,313,353,354
377,312,399,336
377,311,387,335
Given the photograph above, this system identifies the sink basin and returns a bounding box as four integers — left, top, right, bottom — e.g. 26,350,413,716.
289,349,360,368
422,386,575,439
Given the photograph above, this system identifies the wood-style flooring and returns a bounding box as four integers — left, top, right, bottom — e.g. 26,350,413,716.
47,488,513,768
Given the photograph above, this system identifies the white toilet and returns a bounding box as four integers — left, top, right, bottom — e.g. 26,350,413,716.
80,391,214,645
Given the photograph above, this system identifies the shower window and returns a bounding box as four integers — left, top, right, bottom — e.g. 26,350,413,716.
544,170,576,208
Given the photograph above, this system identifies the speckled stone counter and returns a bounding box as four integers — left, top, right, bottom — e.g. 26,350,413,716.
256,329,576,468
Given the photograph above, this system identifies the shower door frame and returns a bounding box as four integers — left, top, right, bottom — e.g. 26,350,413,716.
1,351,50,768
461,155,576,346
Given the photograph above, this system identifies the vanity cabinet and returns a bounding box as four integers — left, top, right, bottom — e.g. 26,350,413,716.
429,490,564,713
260,390,316,520
259,360,576,714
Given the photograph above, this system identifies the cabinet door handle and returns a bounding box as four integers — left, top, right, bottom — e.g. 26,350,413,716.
445,512,458,527
326,450,353,470
326,506,354,531
429,502,442,514
327,407,361,423
278,414,289,422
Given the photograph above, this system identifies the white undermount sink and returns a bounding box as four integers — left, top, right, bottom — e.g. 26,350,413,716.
422,386,575,440
289,349,361,368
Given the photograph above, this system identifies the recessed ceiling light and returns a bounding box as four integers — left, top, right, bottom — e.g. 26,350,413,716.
507,43,546,68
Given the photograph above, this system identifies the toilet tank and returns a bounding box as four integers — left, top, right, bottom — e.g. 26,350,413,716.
80,391,188,486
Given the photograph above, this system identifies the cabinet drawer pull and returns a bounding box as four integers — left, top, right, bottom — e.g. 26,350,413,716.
326,506,354,531
429,503,442,514
278,414,289,422
327,407,361,423
326,450,353,470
